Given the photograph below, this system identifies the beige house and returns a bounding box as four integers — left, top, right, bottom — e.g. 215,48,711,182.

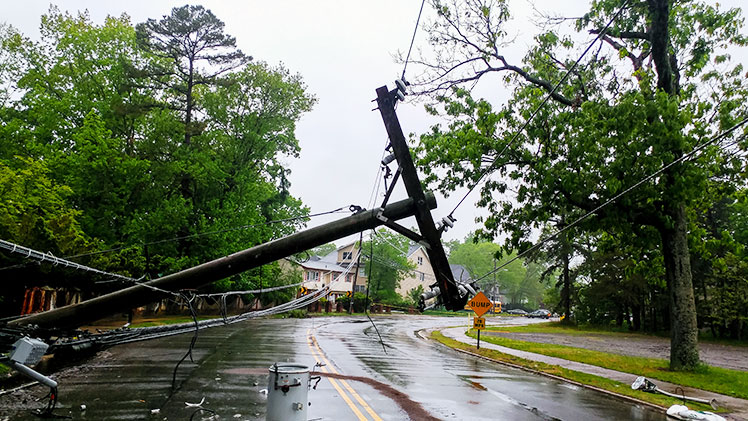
283,241,472,302
279,242,369,302
333,242,369,294
396,245,436,297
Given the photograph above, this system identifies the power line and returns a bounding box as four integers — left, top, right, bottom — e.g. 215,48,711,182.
0,206,353,272
473,115,748,283
198,281,306,298
401,0,428,81
448,0,632,218
0,239,136,283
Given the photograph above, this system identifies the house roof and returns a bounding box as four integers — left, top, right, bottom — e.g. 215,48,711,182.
449,264,472,283
320,249,338,263
299,259,347,272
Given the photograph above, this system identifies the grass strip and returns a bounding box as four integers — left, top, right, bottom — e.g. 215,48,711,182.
468,329,748,400
430,331,713,411
487,321,748,347
129,316,215,327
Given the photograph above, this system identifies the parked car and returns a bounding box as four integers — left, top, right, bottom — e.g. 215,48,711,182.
527,309,552,319
506,308,528,315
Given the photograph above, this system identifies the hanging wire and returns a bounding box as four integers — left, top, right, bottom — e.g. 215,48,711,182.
0,239,131,281
198,281,306,298
363,230,388,354
472,116,748,283
402,0,428,81
448,0,632,218
171,292,199,390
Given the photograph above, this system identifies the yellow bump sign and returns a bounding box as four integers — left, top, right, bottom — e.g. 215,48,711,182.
468,291,493,317
473,317,486,330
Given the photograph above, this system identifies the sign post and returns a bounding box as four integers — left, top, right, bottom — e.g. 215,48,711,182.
468,292,492,350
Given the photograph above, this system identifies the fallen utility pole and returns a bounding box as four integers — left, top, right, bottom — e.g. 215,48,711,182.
375,85,466,311
9,194,436,331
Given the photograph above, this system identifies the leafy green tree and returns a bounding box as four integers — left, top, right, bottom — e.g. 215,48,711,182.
362,229,415,303
407,285,425,306
0,6,313,307
0,157,87,255
446,236,548,306
691,188,748,339
445,236,502,284
412,0,747,369
135,4,248,145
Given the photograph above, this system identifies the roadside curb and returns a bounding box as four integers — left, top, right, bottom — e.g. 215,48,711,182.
418,328,665,413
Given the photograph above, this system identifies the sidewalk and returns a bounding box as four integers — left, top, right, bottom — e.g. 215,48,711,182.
438,326,748,420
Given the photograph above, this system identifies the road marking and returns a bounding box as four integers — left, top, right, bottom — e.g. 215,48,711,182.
306,329,368,421
307,329,383,421
309,335,383,421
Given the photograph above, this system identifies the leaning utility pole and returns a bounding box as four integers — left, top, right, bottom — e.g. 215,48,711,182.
9,195,436,330
374,85,467,311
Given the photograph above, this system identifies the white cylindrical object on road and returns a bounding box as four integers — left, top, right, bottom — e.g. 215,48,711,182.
266,363,310,421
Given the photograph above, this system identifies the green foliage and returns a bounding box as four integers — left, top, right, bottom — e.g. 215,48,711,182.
0,5,314,313
407,285,425,306
446,236,549,308
414,0,748,365
285,309,308,319
135,4,248,145
0,157,87,255
362,229,415,303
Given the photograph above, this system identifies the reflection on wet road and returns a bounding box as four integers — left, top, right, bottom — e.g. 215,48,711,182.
311,316,665,421
0,315,666,420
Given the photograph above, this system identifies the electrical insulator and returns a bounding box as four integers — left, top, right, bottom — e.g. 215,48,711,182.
381,153,396,166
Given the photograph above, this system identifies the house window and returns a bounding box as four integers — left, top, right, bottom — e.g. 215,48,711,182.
346,274,352,283
307,271,319,281
359,266,366,276
417,256,423,265
342,251,352,260
419,272,425,281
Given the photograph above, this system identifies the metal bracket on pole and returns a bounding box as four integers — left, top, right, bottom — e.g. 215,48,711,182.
375,208,425,244
374,85,467,311
380,167,401,209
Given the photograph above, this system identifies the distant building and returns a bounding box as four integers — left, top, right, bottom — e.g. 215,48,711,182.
396,244,435,297
280,242,367,302
283,242,474,303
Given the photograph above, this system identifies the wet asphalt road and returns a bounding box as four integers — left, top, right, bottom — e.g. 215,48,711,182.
1,315,666,420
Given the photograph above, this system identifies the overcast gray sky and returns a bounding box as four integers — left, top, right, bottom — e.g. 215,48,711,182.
4,1,746,247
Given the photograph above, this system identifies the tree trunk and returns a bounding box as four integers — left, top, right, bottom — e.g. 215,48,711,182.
632,304,641,331
661,203,700,370
561,243,571,324
185,61,194,145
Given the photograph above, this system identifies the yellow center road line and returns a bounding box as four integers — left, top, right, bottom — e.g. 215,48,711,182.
306,330,368,421
311,337,383,421
307,329,383,421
